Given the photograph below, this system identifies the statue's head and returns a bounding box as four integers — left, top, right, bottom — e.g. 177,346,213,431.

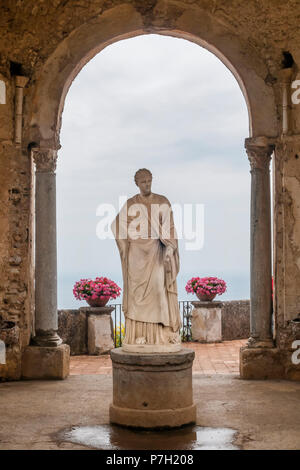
134,168,152,196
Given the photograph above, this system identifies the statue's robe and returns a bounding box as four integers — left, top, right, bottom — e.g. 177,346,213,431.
111,192,181,345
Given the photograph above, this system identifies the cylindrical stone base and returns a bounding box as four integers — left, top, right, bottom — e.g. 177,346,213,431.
109,348,196,429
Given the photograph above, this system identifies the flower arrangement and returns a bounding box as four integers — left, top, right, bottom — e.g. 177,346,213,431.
73,277,121,307
185,276,227,301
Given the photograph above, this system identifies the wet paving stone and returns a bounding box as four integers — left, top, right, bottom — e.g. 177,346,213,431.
58,424,239,450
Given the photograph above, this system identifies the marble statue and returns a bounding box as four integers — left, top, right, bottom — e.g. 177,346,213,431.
111,168,182,352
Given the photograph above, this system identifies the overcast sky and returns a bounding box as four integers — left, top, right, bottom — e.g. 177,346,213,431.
57,34,250,309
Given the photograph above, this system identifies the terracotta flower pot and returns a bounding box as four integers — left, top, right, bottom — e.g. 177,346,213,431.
86,296,110,307
196,292,217,302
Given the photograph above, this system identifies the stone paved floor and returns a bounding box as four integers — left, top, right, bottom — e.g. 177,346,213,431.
70,340,247,375
1,373,300,450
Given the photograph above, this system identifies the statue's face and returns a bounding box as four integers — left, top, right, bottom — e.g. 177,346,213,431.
137,174,152,196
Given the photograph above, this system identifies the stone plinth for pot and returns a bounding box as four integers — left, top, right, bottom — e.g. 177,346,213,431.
191,301,223,343
80,306,115,355
109,348,196,429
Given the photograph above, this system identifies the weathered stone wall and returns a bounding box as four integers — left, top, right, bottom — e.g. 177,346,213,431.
0,59,34,380
58,309,88,355
221,300,250,341
0,1,299,79
0,319,21,381
273,137,300,349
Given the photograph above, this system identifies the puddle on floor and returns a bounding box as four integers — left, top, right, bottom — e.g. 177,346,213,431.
58,424,239,450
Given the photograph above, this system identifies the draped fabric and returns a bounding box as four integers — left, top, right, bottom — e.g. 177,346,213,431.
124,319,178,345
111,192,181,343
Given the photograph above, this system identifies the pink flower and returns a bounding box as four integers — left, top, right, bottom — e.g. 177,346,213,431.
185,276,227,298
73,276,121,302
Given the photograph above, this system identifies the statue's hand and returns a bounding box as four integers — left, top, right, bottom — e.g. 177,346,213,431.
164,245,173,261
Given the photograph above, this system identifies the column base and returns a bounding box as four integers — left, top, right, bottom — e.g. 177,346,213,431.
240,346,300,380
32,330,63,347
246,336,274,349
22,344,70,380
110,347,196,429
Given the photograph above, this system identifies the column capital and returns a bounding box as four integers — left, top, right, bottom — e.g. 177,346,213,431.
31,147,57,173
245,137,275,171
15,75,29,89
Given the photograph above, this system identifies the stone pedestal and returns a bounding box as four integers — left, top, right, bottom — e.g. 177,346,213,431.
240,346,300,381
109,348,196,429
122,343,181,353
80,307,115,355
191,301,222,343
240,347,284,380
21,344,70,380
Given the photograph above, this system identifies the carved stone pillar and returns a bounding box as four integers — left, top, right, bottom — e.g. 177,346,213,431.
31,148,62,347
245,137,275,348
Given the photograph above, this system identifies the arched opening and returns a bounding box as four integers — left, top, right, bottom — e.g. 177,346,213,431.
26,14,277,371
57,34,250,310
56,34,252,361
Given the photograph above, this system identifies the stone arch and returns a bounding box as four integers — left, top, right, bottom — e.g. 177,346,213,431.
25,2,278,363
25,3,278,149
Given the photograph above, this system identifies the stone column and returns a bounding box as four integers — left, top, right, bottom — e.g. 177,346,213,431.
31,147,62,347
245,137,275,348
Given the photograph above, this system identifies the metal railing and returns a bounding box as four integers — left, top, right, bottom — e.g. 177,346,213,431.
112,303,124,348
179,300,193,342
111,301,193,348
